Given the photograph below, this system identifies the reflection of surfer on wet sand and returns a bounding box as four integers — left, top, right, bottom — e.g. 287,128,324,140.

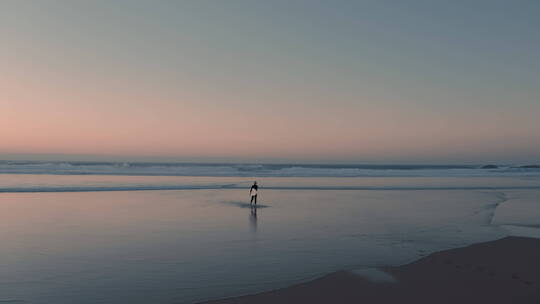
249,181,258,205
250,205,257,231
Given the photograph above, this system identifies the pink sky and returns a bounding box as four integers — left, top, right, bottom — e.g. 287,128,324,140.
2,70,537,163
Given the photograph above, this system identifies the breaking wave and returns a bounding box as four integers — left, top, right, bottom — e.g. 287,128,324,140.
1,161,538,177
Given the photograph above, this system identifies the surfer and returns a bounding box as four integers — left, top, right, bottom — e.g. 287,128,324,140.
250,181,258,205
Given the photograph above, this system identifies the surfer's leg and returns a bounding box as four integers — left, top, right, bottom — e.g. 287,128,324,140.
254,195,257,205
250,195,254,204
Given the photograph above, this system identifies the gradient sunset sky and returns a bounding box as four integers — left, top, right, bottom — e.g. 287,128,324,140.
1,1,539,163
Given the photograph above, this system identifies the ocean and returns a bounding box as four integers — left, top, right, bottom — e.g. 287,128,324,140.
0,161,539,303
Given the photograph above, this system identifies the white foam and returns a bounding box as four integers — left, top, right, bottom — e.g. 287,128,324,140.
491,192,540,227
501,225,540,238
351,268,396,283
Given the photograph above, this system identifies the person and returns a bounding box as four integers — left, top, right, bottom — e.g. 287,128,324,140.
250,181,258,205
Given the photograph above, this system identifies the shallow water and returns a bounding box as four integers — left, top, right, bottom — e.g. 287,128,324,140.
1,174,540,192
0,175,539,303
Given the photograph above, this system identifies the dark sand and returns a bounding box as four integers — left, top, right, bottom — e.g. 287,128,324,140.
202,237,540,304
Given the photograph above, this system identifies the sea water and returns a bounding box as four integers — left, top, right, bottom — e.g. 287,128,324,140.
0,163,539,303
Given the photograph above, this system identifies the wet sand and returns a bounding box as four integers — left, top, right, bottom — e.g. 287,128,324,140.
202,236,540,304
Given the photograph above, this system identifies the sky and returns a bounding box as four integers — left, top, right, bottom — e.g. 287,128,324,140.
1,0,539,163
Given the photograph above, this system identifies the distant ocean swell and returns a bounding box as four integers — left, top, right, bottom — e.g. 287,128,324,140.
0,161,539,177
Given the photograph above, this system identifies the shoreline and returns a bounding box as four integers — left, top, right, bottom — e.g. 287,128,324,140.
200,236,540,304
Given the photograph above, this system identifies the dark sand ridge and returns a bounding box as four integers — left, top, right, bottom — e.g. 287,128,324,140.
201,236,540,304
